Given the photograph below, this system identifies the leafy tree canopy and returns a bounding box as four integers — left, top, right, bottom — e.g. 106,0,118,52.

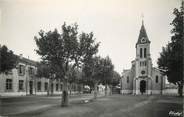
82,56,114,85
35,22,100,79
0,45,17,74
157,2,183,96
111,71,121,86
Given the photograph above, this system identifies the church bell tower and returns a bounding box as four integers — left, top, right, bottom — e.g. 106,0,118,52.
134,20,152,95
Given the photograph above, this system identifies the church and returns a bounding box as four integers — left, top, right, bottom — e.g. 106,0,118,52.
121,20,165,95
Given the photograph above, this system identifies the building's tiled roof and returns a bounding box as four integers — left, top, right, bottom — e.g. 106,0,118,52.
122,69,131,74
165,83,178,89
16,55,38,67
152,67,165,74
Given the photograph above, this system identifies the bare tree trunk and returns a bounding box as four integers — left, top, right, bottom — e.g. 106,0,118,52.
35,77,37,95
77,84,81,95
51,79,54,96
161,76,163,95
69,83,72,95
178,83,183,97
94,82,98,99
61,79,69,107
105,84,108,96
77,84,80,94
74,83,77,94
109,85,112,95
47,88,50,96
81,84,84,94
47,79,50,96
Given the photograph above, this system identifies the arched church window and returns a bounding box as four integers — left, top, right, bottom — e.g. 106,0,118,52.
156,76,159,83
127,76,129,83
141,70,145,75
144,48,147,58
140,48,142,58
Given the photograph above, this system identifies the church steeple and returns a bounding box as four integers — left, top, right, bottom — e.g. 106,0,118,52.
136,20,150,47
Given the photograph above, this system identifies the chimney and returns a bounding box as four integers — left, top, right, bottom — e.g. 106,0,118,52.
19,54,23,59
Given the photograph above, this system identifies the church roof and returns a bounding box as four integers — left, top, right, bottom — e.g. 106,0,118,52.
136,20,150,46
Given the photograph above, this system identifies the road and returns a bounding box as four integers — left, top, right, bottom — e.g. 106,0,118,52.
0,94,183,117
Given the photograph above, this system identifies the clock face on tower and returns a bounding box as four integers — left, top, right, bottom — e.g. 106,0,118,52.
141,37,146,43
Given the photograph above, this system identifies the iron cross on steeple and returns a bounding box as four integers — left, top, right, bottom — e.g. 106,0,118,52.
141,13,144,25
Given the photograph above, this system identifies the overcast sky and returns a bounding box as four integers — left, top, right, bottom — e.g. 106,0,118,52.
0,0,181,74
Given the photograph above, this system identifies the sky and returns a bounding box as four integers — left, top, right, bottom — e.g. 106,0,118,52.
0,0,181,74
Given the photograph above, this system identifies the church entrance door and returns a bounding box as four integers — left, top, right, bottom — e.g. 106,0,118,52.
140,80,146,94
29,81,33,95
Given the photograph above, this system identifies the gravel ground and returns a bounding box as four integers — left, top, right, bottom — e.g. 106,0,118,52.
0,94,183,117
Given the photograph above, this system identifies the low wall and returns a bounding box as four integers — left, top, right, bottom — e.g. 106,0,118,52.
151,90,162,94
0,91,82,97
121,90,133,94
0,92,26,97
162,89,178,95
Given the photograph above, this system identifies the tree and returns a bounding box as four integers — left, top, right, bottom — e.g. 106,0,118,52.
157,2,183,97
0,45,17,74
100,56,114,96
111,71,121,94
36,62,55,96
111,71,121,87
81,71,94,93
35,22,99,106
82,56,114,98
82,56,101,99
68,67,81,94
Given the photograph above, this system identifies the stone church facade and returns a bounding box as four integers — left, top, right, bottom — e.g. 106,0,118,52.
121,21,165,95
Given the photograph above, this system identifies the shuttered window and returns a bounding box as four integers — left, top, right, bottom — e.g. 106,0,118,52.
156,76,159,83
140,48,143,58
6,79,12,90
19,80,24,90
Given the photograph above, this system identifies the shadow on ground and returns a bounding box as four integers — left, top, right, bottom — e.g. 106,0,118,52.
1,95,183,117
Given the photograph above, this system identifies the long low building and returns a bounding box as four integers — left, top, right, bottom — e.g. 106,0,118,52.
0,55,80,96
